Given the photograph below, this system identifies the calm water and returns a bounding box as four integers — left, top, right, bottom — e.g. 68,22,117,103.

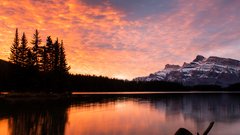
1,92,240,135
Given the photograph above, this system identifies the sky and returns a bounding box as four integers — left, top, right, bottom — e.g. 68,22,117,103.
0,0,240,80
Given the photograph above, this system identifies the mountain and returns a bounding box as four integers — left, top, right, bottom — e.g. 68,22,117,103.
133,55,240,87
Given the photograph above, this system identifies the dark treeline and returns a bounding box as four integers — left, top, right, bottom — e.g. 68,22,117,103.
1,28,240,92
5,28,69,92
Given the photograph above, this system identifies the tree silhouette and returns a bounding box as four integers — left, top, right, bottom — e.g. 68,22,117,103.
42,47,48,72
59,40,69,74
45,36,54,72
19,32,28,67
9,28,20,65
7,29,74,91
31,29,42,69
6,102,69,135
26,49,34,69
53,38,60,72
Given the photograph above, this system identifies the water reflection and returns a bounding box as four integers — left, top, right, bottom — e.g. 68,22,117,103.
0,93,240,135
148,94,240,135
0,101,69,135
149,94,240,122
67,94,240,135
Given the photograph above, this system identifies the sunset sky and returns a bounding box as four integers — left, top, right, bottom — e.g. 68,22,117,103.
0,0,240,79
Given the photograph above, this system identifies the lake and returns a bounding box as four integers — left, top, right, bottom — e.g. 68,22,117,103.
0,92,240,135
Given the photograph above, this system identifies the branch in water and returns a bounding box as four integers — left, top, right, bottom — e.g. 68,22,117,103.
203,122,214,135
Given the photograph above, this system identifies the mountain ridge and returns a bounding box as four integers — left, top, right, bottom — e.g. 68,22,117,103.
133,55,240,87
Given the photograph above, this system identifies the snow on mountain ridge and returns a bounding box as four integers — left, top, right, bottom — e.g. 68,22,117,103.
133,55,240,86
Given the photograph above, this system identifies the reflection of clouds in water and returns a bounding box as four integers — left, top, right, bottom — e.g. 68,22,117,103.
69,94,240,135
151,94,240,123
150,94,240,135
0,94,240,135
67,99,171,135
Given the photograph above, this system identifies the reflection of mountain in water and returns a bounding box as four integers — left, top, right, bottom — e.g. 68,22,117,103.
70,93,240,124
150,94,240,123
0,101,69,135
0,93,240,135
71,94,240,124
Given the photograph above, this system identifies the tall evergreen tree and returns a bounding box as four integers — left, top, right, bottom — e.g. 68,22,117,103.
53,38,60,72
26,49,34,69
19,32,28,67
31,29,42,68
9,30,70,74
42,47,48,72
9,28,20,65
59,40,69,74
45,36,54,71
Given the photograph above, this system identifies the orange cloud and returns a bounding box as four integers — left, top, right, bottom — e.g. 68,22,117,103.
0,0,240,79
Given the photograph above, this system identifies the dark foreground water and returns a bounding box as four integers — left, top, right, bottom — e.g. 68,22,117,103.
0,92,240,135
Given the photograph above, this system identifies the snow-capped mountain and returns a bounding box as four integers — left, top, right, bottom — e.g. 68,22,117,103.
133,55,240,87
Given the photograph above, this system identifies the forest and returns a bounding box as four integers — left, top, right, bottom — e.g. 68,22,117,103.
0,29,239,92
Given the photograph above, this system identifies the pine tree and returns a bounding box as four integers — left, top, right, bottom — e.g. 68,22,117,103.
59,40,69,74
45,36,54,71
9,28,20,65
19,32,28,67
31,29,41,68
42,47,48,72
53,38,60,72
9,30,70,74
26,49,34,69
